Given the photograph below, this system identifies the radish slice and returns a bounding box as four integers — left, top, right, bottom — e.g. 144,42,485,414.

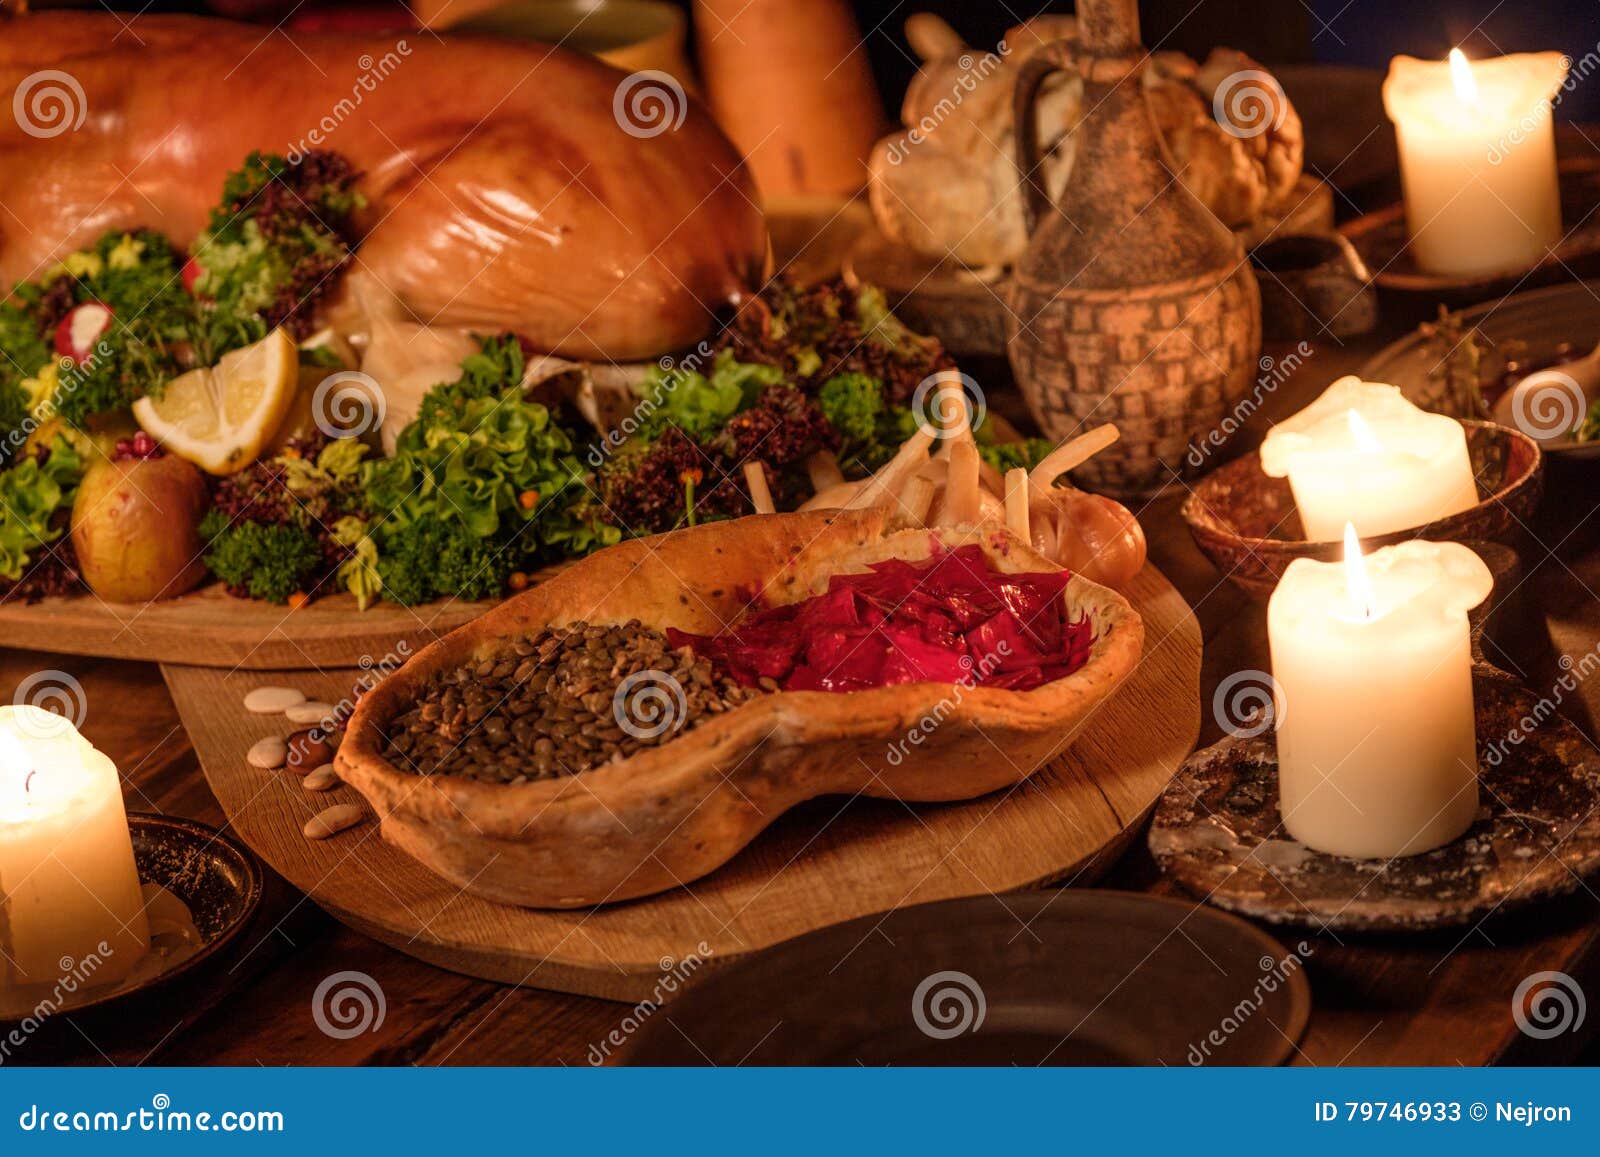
54,302,114,363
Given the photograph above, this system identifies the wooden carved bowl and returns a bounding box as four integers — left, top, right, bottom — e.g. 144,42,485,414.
1181,420,1542,598
337,509,1144,909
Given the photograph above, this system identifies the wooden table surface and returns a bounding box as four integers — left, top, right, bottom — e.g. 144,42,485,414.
7,327,1598,1067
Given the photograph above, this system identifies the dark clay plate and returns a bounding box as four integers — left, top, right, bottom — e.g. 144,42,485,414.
619,890,1310,1066
1,813,263,1023
1359,280,1600,460
1151,666,1600,933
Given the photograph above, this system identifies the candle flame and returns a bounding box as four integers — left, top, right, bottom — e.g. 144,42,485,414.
1449,47,1479,106
1347,409,1382,453
1343,522,1377,618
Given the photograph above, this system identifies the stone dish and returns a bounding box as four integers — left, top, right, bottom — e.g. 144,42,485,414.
1149,666,1600,933
1181,419,1541,598
337,509,1144,909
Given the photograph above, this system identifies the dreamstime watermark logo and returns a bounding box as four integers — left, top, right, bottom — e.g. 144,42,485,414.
11,670,88,738
612,670,688,740
882,43,1011,165
286,43,411,162
884,641,1011,767
910,371,986,441
1212,669,1281,739
312,370,386,439
1507,370,1586,440
613,70,687,139
1488,46,1598,165
585,944,713,1065
1188,941,1314,1065
585,340,715,468
1512,970,1586,1039
3,342,115,459
1484,643,1600,768
0,944,114,1065
311,971,386,1040
912,970,986,1040
13,70,87,139
1188,342,1313,467
291,641,412,744
1212,69,1288,139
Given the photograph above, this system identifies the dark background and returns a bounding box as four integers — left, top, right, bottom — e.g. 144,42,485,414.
52,0,1600,122
847,0,1600,120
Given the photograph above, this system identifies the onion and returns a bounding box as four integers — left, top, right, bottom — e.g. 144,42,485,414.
1031,489,1147,590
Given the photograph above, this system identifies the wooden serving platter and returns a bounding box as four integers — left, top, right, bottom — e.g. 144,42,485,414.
161,562,1200,1002
0,584,504,670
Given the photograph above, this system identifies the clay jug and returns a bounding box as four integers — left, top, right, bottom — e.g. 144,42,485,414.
1005,0,1261,496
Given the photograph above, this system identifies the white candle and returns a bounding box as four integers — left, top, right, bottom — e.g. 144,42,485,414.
1260,376,1478,541
1269,532,1492,858
1383,49,1567,277
0,706,149,995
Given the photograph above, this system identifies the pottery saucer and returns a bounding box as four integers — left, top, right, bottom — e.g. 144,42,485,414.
1151,666,1600,933
1181,420,1541,598
619,890,1310,1066
0,814,263,1024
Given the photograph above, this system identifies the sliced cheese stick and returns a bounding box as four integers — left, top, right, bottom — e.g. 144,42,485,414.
806,449,846,492
743,461,776,515
1004,467,1031,542
896,474,937,526
939,438,983,527
842,427,936,509
799,481,861,511
1029,423,1120,495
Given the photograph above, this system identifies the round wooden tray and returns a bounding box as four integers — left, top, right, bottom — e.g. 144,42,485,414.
1150,665,1600,932
163,561,1201,1003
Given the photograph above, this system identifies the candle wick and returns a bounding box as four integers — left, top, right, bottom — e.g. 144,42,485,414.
23,769,35,794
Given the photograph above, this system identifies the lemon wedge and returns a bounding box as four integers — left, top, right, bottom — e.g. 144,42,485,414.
133,327,298,475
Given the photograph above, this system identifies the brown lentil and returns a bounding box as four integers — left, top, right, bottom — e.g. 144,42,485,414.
383,620,763,784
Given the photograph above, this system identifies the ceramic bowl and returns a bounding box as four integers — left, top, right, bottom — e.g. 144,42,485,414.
1181,419,1542,598
338,510,1143,909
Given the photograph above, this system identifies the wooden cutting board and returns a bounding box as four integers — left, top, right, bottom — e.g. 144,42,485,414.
161,562,1201,1002
0,584,511,670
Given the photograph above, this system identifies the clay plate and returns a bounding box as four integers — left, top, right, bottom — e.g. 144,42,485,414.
337,509,1144,909
1181,420,1542,598
0,813,263,1023
1359,278,1600,461
619,890,1311,1065
1150,666,1600,932
1340,160,1600,311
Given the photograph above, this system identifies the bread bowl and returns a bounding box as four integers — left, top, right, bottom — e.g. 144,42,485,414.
337,509,1144,908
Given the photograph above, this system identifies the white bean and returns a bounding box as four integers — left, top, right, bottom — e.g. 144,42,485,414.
302,764,340,792
244,686,306,714
285,701,334,724
304,804,365,840
247,736,287,769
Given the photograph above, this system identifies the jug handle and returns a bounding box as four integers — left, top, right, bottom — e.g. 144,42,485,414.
1011,39,1079,237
